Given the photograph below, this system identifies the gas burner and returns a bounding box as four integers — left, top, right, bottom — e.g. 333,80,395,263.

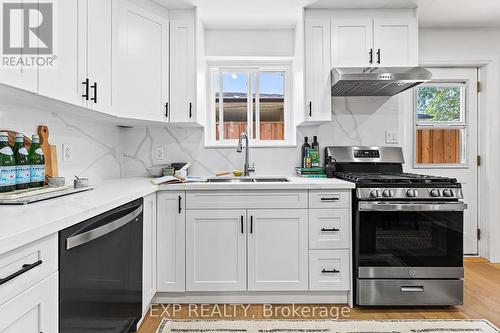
334,172,458,185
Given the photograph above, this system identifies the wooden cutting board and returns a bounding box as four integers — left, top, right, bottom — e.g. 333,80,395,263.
1,126,59,184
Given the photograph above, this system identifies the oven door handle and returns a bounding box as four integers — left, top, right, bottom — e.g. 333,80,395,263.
359,201,467,212
66,205,143,250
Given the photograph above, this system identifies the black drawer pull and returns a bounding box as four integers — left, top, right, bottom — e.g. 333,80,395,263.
0,260,42,285
178,196,182,214
250,216,253,234
321,268,340,274
320,197,339,201
240,215,244,234
321,227,340,232
189,102,192,118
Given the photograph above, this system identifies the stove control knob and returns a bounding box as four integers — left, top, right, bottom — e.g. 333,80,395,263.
406,189,418,198
442,189,454,197
382,189,392,198
430,189,441,197
370,190,380,198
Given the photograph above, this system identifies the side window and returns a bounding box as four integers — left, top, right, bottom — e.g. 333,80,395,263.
414,83,467,167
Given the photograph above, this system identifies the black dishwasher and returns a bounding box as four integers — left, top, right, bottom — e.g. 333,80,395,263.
59,198,143,333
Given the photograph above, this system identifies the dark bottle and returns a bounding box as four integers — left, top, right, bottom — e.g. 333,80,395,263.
14,133,30,190
311,136,320,167
28,134,45,188
312,136,319,150
0,132,16,193
300,137,311,168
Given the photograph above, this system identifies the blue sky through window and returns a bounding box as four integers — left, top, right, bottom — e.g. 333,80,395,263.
222,71,284,96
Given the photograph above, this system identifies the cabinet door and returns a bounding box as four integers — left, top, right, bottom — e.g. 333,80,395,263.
38,0,84,106
247,209,308,291
0,2,37,92
169,19,196,123
86,0,113,113
142,193,157,314
115,1,169,121
186,210,246,291
157,191,185,292
0,273,58,333
304,18,331,122
331,18,373,67
373,18,418,67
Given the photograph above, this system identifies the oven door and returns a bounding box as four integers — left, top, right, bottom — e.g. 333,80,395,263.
355,201,466,279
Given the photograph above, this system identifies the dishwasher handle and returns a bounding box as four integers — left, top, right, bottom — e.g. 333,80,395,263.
66,205,143,250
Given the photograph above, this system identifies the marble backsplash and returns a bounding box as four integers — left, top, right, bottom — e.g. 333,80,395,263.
0,105,124,183
122,96,401,177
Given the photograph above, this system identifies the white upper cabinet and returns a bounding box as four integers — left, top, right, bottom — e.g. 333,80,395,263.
373,18,418,67
331,18,373,67
115,1,169,122
247,209,308,291
330,16,418,68
38,0,83,106
85,0,114,113
169,19,196,123
304,18,332,122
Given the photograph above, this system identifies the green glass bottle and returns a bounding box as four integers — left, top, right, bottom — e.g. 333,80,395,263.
28,134,45,188
0,132,16,193
14,133,30,190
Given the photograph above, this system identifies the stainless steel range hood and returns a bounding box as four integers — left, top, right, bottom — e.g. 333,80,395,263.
331,67,432,96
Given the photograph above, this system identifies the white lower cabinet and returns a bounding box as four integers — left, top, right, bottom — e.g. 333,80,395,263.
186,210,247,291
142,193,157,314
309,250,349,291
0,272,58,333
157,191,186,292
247,209,308,291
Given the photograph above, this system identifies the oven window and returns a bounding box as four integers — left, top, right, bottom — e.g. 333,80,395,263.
357,211,463,267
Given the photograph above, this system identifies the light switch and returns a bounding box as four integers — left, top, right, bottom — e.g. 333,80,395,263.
154,146,165,161
385,130,399,144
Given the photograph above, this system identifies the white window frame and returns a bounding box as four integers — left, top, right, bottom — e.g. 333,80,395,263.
413,81,468,169
205,61,294,147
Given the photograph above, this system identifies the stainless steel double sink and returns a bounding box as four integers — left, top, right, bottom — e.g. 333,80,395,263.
206,177,289,183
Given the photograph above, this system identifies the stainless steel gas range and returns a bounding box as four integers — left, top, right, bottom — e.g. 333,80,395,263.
325,146,466,306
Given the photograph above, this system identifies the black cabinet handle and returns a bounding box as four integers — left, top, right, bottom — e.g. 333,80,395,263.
0,260,42,286
82,78,89,100
320,197,339,201
369,48,373,64
321,268,340,274
90,82,97,103
165,102,169,118
240,216,244,234
308,101,312,117
178,196,182,214
250,216,253,234
189,102,192,118
376,49,381,64
321,227,340,232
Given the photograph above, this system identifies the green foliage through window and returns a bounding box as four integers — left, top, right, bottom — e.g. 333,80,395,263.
416,86,462,122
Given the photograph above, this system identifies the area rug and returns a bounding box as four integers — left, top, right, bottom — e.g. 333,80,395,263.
156,319,499,333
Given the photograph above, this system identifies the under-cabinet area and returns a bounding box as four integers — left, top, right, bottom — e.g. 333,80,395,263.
155,189,353,305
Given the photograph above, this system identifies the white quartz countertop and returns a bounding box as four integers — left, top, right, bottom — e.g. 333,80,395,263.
0,176,354,255
0,178,158,255
159,176,355,191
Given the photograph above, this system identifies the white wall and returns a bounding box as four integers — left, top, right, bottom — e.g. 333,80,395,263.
205,29,295,57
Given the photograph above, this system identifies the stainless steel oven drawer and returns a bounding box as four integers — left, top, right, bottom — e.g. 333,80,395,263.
357,279,463,306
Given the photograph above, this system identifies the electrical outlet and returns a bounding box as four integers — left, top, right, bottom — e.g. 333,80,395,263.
62,144,73,162
385,130,399,144
154,146,165,161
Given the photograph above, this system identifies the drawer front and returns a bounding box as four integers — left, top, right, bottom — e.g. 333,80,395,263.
0,234,58,306
309,209,350,249
309,190,350,209
0,272,58,333
309,250,350,291
357,279,463,306
186,190,308,209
